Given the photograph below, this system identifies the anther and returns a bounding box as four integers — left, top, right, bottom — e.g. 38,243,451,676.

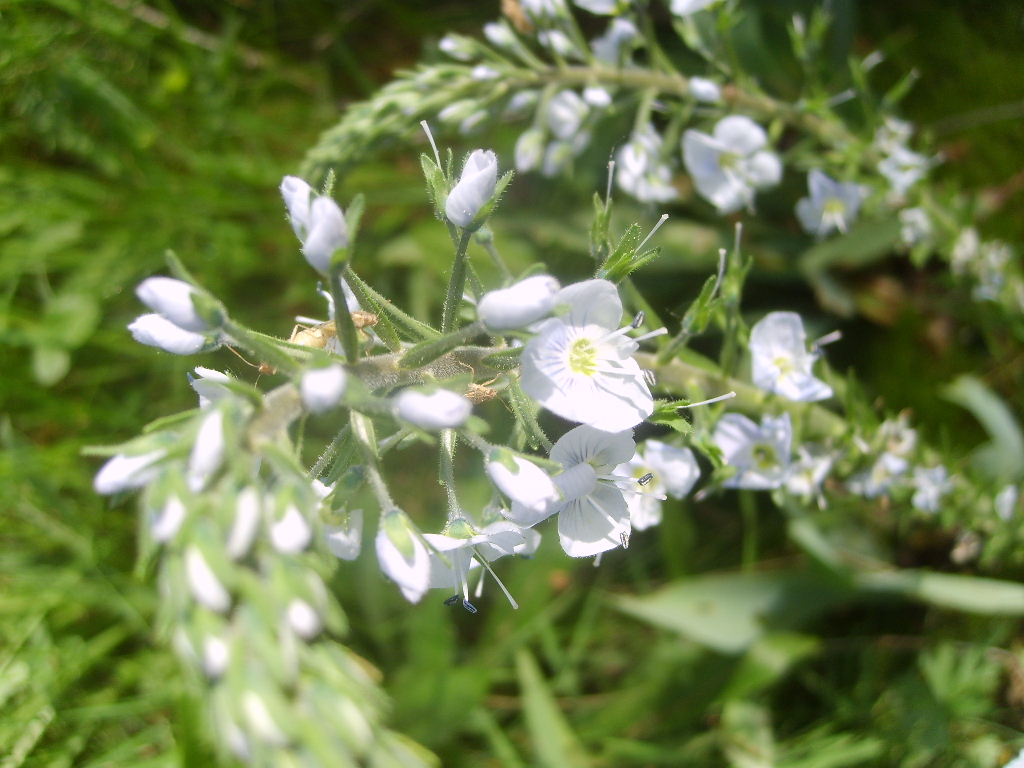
631,311,645,329
462,599,478,614
443,595,460,607
638,473,654,486
620,531,630,549
643,369,657,387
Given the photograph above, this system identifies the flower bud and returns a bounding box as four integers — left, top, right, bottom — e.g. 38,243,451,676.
375,510,430,603
301,364,347,413
129,314,208,355
689,77,722,103
226,487,261,559
189,367,231,408
94,450,166,495
286,599,322,640
302,196,348,273
185,545,231,613
187,409,225,493
280,175,312,240
203,635,230,678
445,149,498,228
325,508,363,561
394,389,472,430
136,277,208,332
583,86,612,108
151,495,187,543
487,453,561,516
515,129,546,173
483,21,516,49
546,90,588,141
478,275,561,330
270,505,312,554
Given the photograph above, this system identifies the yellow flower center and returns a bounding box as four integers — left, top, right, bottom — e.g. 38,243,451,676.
568,337,598,377
752,443,777,469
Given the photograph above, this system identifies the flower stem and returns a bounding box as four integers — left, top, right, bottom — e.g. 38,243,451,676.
329,268,360,364
740,490,758,571
442,228,474,333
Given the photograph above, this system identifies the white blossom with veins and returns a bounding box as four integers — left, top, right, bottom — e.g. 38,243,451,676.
521,279,654,432
785,446,836,507
796,169,866,237
683,116,782,214
616,124,678,203
376,510,431,604
713,412,793,490
749,311,833,402
424,518,526,610
613,440,700,530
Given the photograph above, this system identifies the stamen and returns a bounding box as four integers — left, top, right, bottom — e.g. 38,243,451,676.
632,327,668,343
588,496,631,544
643,369,657,387
420,120,442,168
638,214,668,252
463,599,478,613
631,311,645,329
473,548,519,610
620,531,630,549
443,595,460,606
294,315,323,326
812,330,842,351
826,88,856,108
593,552,603,568
677,391,736,408
638,473,654,486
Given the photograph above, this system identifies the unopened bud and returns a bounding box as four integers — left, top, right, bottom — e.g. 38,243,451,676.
445,149,498,228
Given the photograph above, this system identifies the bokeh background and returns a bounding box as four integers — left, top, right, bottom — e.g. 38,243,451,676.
2,1,1024,765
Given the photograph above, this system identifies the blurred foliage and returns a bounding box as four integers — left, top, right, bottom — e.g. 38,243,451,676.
2,0,1024,766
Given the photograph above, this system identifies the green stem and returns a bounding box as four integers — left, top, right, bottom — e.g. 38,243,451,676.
740,490,758,571
475,230,513,283
442,229,474,333
329,269,360,364
440,429,460,521
224,320,302,375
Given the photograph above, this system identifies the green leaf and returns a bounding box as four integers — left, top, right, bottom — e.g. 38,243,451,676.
942,375,1024,481
344,271,402,352
399,323,482,370
596,224,642,280
515,649,591,768
32,347,71,386
481,347,523,371
720,633,821,702
855,570,1024,615
799,217,901,273
344,270,440,341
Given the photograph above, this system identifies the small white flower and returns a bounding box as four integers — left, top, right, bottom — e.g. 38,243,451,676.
301,364,347,414
689,77,722,103
203,635,230,678
714,412,793,490
302,196,348,273
547,90,589,141
515,128,546,173
899,207,932,245
785,446,835,504
438,34,476,61
591,17,638,63
136,277,208,332
616,124,678,203
574,0,620,13
613,440,700,530
874,117,914,154
445,149,498,228
996,485,1020,521
270,505,312,554
538,29,581,59
187,409,225,493
951,227,981,275
877,145,931,197
487,453,561,521
877,415,917,457
152,495,187,543
478,275,561,331
521,279,654,432
583,86,612,108
671,0,720,15
848,452,908,498
911,465,952,513
94,450,165,495
471,65,501,81
796,169,866,237
542,139,577,177
506,90,539,116
226,487,261,560
241,691,288,747
376,510,431,604
325,508,363,560
189,367,231,408
683,116,782,213
129,314,209,355
286,599,322,640
484,22,517,49
394,389,472,431
280,176,313,240
185,545,231,613
425,518,526,609
749,311,833,402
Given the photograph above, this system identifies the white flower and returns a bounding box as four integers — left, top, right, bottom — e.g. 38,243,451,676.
521,279,654,432
848,452,908,498
591,17,638,63
583,86,612,108
878,145,931,197
616,124,678,203
683,116,782,214
376,510,431,603
301,364,347,414
542,140,577,177
899,207,932,245
784,445,835,504
241,691,288,747
185,545,231,613
445,149,498,228
94,450,165,495
548,425,636,557
874,117,914,154
189,367,231,408
689,77,722,103
671,0,720,15
749,311,833,402
547,90,589,141
286,599,322,640
438,34,476,61
151,495,187,543
796,169,866,237
487,453,561,520
394,388,472,430
136,277,208,332
129,314,209,355
471,66,501,81
187,409,225,493
269,505,312,554
714,412,793,490
522,0,568,21
912,465,952,513
325,508,363,560
202,635,230,678
515,128,546,173
996,485,1019,521
226,487,261,560
1002,748,1024,768
477,275,561,331
951,227,980,275
484,22,517,49
302,196,348,273
538,29,581,59
574,0,620,13
877,415,917,457
280,176,313,240
614,440,700,530
425,518,526,609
